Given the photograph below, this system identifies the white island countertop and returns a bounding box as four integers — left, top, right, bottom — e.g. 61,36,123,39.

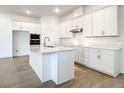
30,46,75,54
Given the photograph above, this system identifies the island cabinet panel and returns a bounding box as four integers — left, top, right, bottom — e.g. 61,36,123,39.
29,53,52,82
29,48,75,85
57,51,75,85
29,53,43,81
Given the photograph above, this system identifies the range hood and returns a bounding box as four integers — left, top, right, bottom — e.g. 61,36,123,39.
70,28,83,33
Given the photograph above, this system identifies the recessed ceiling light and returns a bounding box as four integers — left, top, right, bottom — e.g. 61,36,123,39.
25,10,31,15
54,8,60,13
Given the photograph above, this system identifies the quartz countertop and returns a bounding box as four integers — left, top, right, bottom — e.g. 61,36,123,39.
84,44,122,50
30,46,74,54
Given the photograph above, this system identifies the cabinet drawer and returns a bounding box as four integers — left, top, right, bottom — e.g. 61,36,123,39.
95,49,114,55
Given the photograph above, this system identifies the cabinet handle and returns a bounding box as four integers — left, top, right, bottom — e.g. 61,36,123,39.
97,54,101,59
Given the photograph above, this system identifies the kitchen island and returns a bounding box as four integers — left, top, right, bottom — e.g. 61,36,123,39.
29,46,75,85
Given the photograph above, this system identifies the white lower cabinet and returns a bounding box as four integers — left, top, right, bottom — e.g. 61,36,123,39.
75,46,89,66
57,51,74,84
88,48,120,77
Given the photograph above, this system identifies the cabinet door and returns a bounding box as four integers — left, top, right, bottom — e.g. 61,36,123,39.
61,21,72,37
72,16,83,29
93,10,105,36
74,47,79,62
12,21,21,31
35,24,41,34
84,48,89,66
21,22,30,31
83,14,93,36
105,6,118,36
78,46,85,65
89,48,114,74
88,48,101,69
29,23,35,33
58,51,74,84
100,50,114,74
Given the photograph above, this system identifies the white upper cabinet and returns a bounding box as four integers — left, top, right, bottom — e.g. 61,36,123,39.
92,9,105,36
83,14,93,36
91,6,118,36
12,21,22,31
29,23,41,34
60,20,72,37
104,6,118,36
12,21,40,34
12,21,30,31
73,7,83,18
21,22,30,31
71,16,83,29
28,23,35,33
35,24,41,34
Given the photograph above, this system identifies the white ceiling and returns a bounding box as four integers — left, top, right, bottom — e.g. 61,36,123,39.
0,5,79,18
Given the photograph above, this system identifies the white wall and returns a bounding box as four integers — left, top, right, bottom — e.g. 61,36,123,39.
0,13,39,58
13,31,30,56
0,14,12,58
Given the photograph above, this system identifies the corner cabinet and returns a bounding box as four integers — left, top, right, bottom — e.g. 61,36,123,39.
88,48,121,77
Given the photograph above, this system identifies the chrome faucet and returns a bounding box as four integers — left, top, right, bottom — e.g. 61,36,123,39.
44,37,50,47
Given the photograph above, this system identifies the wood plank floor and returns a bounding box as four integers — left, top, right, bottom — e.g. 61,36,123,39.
0,56,124,88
